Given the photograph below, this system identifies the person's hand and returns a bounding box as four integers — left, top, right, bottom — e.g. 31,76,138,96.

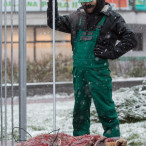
94,45,114,59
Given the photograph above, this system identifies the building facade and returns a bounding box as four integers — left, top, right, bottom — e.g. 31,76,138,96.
1,0,146,62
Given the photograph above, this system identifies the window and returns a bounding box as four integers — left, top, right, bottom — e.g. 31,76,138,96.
133,33,143,51
2,26,73,62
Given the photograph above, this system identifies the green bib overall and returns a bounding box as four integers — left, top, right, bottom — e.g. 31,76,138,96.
72,16,120,138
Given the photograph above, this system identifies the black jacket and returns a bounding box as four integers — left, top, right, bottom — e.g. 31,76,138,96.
47,0,137,60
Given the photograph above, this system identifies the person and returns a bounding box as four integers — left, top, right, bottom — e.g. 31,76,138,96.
47,0,137,139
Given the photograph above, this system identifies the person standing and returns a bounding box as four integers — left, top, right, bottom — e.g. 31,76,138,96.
47,0,137,139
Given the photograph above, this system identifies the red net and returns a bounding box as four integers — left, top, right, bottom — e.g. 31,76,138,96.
16,133,116,146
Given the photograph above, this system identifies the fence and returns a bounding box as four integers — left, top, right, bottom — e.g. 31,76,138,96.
0,0,56,145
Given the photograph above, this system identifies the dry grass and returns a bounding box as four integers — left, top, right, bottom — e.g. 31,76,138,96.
1,55,145,83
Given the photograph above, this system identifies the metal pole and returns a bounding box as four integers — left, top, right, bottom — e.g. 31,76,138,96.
0,0,3,145
52,0,56,132
4,0,8,145
11,0,14,145
19,0,27,141
34,27,36,62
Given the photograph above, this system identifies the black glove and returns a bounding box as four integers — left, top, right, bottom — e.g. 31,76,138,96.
47,0,58,17
94,45,115,59
47,0,57,10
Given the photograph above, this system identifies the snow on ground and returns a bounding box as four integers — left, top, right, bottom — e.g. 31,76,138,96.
113,84,146,121
1,83,146,146
27,92,74,100
3,101,146,145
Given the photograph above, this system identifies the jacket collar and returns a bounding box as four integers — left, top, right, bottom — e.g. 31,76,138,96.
100,3,112,16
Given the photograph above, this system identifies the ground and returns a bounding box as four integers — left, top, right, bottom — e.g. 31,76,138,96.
1,83,146,146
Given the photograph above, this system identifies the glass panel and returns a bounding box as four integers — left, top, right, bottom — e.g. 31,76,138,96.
36,42,52,60
27,43,34,61
55,42,72,57
36,27,52,41
2,27,33,43
6,27,12,42
27,27,34,42
13,27,19,42
36,27,71,41
2,27,19,42
2,43,19,63
55,31,71,41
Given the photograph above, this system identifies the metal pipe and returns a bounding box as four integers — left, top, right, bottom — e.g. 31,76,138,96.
4,0,8,145
19,0,27,141
52,0,56,132
0,0,3,145
34,27,36,62
11,0,14,145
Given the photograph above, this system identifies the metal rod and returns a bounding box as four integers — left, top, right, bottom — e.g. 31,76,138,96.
52,0,56,132
0,0,3,145
4,0,8,145
11,0,14,145
19,0,27,141
4,0,7,145
34,27,36,61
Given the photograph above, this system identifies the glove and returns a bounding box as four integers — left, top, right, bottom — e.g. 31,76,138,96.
94,45,115,60
47,0,58,12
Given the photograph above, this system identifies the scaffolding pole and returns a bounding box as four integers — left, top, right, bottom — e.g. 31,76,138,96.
4,0,8,145
19,0,27,141
52,0,56,132
0,0,3,145
11,0,14,145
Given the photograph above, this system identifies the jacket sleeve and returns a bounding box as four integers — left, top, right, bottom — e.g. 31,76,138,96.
110,13,138,59
47,0,71,33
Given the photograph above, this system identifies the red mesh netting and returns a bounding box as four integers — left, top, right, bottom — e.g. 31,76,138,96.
16,133,115,146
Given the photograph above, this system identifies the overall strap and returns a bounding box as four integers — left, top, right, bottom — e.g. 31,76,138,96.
78,14,86,30
79,17,82,26
96,15,107,29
